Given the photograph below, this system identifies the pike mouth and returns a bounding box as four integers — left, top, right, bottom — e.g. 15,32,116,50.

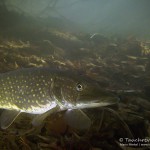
75,101,112,109
58,100,112,110
74,97,119,109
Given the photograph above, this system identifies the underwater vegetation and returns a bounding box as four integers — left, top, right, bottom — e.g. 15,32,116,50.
0,3,150,150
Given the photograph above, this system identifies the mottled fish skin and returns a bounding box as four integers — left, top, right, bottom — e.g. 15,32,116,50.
0,68,57,114
0,67,118,114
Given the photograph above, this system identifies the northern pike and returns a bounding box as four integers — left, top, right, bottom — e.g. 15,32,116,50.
0,67,118,129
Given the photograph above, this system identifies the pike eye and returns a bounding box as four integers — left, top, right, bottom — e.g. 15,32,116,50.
76,83,83,91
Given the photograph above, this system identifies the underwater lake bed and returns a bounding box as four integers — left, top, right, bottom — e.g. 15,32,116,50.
0,1,150,150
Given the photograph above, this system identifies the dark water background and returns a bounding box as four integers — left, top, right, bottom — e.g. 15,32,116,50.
2,0,150,39
0,0,150,150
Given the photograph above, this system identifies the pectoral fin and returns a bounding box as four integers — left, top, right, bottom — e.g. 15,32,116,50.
32,105,60,127
0,110,21,129
64,109,91,130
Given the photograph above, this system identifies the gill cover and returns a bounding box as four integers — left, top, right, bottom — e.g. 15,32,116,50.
51,76,80,108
